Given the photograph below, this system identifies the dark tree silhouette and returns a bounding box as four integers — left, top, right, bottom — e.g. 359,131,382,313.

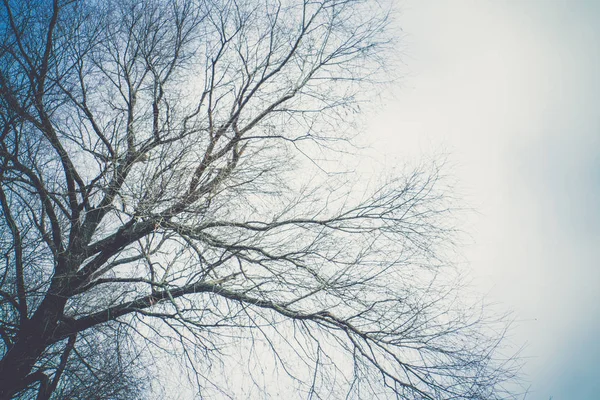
0,0,519,398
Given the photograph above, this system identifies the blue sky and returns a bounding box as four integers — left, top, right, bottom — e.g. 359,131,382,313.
364,1,600,398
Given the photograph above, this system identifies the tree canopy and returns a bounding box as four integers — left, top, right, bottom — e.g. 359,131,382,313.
0,0,519,398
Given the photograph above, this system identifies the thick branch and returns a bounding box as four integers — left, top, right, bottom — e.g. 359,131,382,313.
0,185,27,322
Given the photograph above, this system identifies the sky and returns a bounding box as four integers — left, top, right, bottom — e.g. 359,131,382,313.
364,1,600,399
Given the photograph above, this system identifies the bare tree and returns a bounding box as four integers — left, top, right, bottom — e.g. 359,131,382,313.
0,0,520,398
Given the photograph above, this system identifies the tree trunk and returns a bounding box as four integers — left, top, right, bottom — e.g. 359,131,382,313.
0,334,47,399
0,294,66,399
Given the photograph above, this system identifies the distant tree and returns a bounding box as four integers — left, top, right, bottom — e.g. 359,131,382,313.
0,0,519,398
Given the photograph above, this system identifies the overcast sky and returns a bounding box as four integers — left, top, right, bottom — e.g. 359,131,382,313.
364,1,600,398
